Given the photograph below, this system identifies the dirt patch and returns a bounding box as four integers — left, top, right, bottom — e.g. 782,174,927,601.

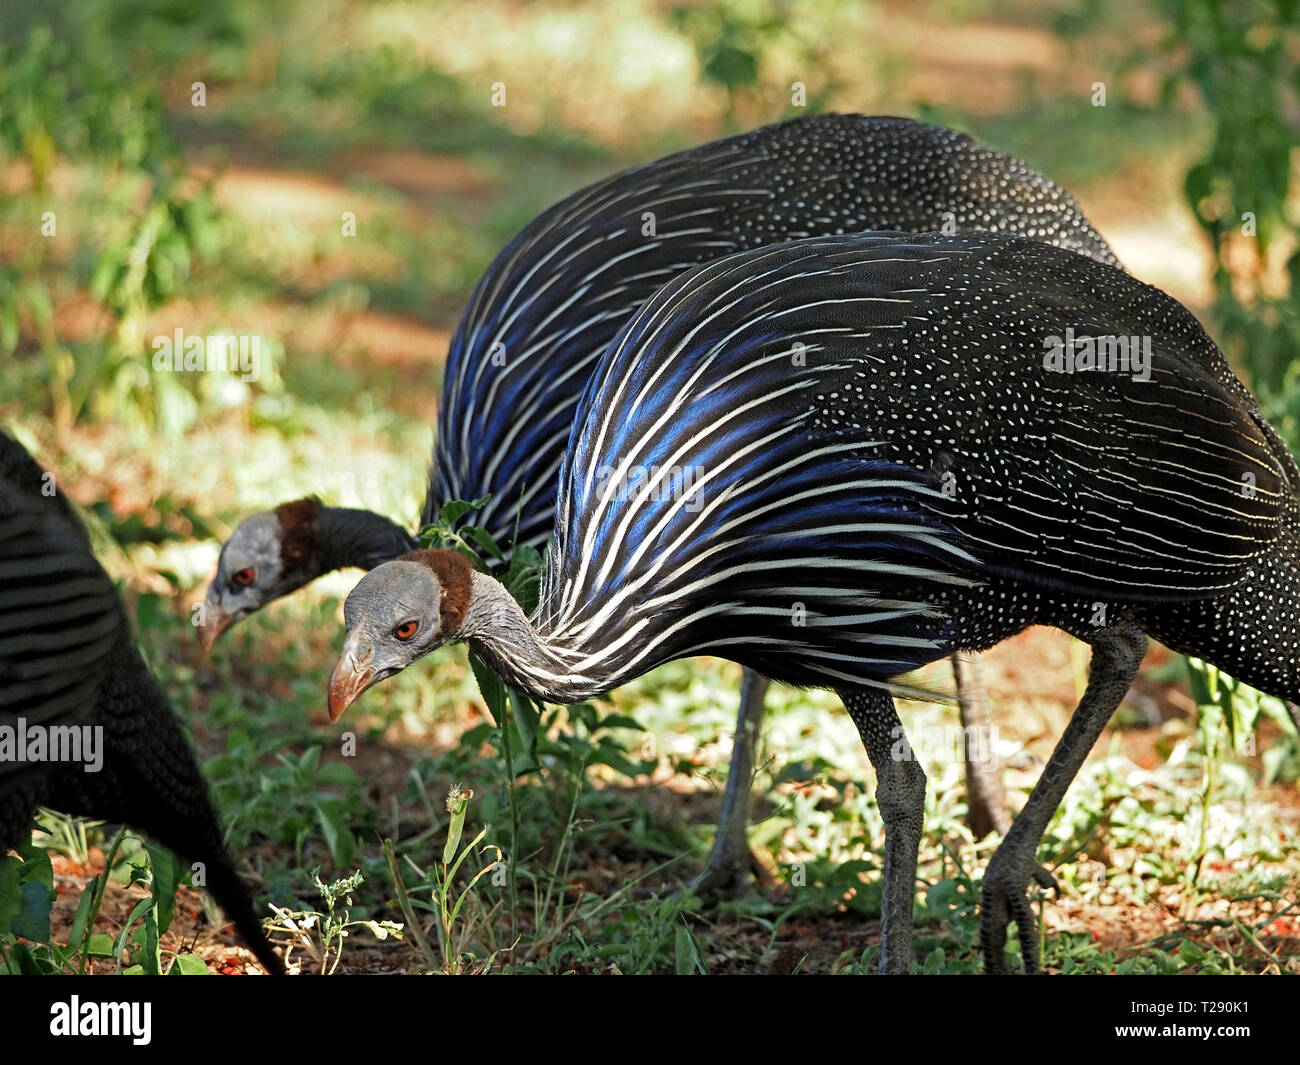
331,148,496,201
39,851,274,975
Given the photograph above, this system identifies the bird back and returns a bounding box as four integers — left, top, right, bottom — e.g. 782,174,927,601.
536,234,1285,691
430,114,1121,555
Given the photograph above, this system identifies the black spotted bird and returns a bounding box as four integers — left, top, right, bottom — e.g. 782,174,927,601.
326,232,1297,974
0,431,282,974
200,114,1119,892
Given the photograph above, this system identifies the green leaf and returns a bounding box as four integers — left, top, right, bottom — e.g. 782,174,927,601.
1265,729,1299,783
503,543,544,613
588,747,650,779
444,790,470,866
506,543,543,575
925,878,959,915
509,688,540,759
139,910,161,975
1259,692,1300,738
437,497,491,526
7,941,45,975
12,880,52,943
596,714,644,733
1186,657,1218,707
702,43,758,90
0,301,17,354
23,280,52,325
145,843,180,936
67,874,100,945
317,763,362,786
170,952,209,975
674,921,706,974
17,839,53,892
462,524,505,561
0,858,21,933
469,650,507,727
114,896,155,966
316,805,354,867
85,932,115,957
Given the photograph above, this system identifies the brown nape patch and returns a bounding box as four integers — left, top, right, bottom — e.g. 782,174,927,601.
275,497,323,572
399,548,475,634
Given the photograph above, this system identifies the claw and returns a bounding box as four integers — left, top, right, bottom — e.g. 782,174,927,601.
1010,892,1041,974
1031,863,1059,895
981,857,1044,974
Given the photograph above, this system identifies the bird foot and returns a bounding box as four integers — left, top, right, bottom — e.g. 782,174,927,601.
974,824,1058,895
981,854,1045,975
682,843,762,901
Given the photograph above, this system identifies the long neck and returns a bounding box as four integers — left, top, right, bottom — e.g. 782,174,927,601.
458,571,610,703
315,507,417,574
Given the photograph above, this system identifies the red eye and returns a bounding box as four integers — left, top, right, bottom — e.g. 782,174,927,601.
233,568,255,587
394,620,418,641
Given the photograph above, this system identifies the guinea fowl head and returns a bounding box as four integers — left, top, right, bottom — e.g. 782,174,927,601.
328,549,475,720
198,498,322,654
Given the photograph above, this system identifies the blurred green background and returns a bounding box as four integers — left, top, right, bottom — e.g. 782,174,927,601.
2,0,1299,974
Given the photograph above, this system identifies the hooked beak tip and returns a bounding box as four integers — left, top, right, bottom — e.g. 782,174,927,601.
327,661,375,723
196,610,232,658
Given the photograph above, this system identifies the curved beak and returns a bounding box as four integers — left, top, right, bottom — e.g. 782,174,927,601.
327,646,377,723
196,602,233,658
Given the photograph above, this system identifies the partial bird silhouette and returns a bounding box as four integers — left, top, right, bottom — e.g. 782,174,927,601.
0,430,282,974
326,232,1294,973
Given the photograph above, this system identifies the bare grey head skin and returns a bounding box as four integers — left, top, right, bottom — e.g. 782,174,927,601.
198,498,416,654
199,508,306,654
327,547,565,720
328,550,474,719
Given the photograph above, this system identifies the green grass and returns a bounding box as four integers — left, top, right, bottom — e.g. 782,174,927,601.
8,566,1294,974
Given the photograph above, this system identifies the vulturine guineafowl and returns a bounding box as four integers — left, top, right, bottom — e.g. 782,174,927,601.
201,113,1119,892
326,232,1295,974
0,431,283,974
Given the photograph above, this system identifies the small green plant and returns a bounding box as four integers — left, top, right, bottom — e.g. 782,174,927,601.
1183,658,1300,894
418,495,544,609
0,829,211,974
666,0,840,129
208,744,367,868
264,867,402,975
32,809,98,868
115,842,206,975
385,785,503,975
552,894,689,975
1,839,70,974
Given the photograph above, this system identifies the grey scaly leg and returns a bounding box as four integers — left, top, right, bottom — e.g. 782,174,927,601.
842,687,927,975
981,620,1147,974
689,668,768,896
955,652,1057,892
